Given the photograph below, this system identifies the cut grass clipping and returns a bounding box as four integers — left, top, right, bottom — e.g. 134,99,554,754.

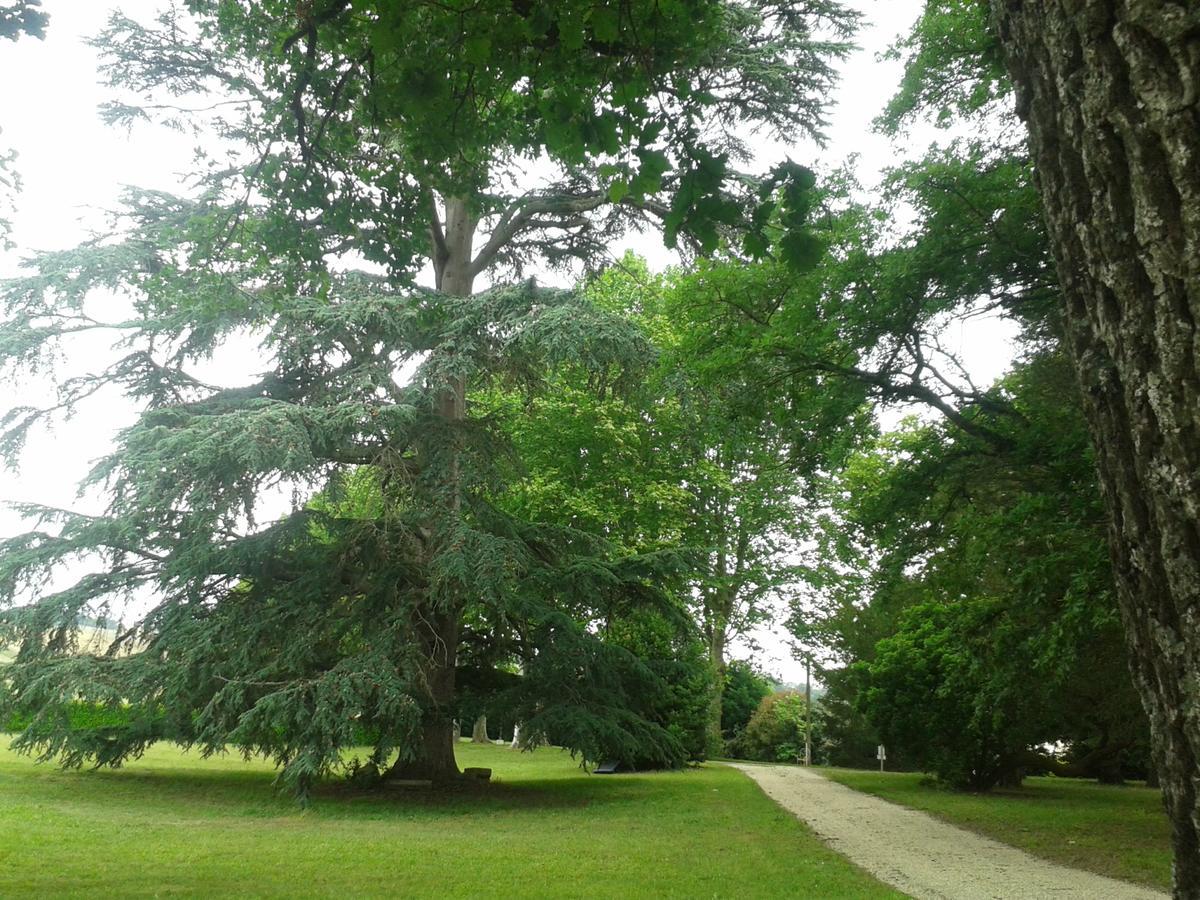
0,742,901,898
820,768,1171,892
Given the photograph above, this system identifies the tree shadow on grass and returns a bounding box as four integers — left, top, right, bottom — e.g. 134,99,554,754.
316,769,667,818
4,746,687,821
958,777,1161,810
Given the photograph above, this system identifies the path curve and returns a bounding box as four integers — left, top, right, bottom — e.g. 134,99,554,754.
729,763,1166,900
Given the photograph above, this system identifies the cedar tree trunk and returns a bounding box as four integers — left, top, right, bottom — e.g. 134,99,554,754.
706,620,728,757
388,196,477,784
991,3,1200,894
388,607,461,782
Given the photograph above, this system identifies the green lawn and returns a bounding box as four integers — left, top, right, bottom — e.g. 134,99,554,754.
0,741,901,898
820,768,1171,891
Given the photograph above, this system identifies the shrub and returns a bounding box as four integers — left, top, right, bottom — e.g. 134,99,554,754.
720,660,772,743
731,690,815,762
857,600,1046,790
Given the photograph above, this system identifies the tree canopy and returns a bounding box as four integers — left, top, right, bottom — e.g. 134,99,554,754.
0,0,855,796
2,7,1196,891
670,0,1151,794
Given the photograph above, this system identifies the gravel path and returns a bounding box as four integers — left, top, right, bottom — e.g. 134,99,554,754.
729,763,1166,900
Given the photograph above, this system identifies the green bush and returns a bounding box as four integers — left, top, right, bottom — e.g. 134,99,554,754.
731,690,817,762
812,684,885,769
721,661,772,744
602,611,714,768
858,600,1046,790
4,700,147,733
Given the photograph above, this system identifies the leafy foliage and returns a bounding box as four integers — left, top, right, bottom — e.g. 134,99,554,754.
729,689,812,763
720,660,772,742
877,0,1010,132
0,0,855,796
688,0,1147,790
812,686,880,769
483,255,851,755
806,351,1147,789
90,0,855,280
858,599,1043,791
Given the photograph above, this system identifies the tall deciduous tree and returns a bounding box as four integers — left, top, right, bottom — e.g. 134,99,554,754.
822,352,1147,791
989,3,1200,892
490,259,834,755
0,1,853,794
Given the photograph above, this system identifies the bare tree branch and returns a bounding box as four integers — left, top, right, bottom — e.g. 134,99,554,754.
470,190,607,278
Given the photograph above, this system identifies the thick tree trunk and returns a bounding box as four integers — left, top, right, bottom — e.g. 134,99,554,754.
706,628,727,757
390,715,460,782
389,195,478,785
996,767,1025,789
991,4,1200,895
388,608,462,783
704,495,743,758
471,715,489,743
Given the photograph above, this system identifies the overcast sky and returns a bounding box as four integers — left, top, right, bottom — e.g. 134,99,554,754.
0,1,1016,684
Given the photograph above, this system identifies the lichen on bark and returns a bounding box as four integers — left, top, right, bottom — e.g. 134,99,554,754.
990,1,1200,895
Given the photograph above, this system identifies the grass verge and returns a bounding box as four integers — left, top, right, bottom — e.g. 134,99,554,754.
820,767,1171,891
0,740,901,898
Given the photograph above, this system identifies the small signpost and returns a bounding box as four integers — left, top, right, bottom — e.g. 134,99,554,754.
804,654,812,767
877,744,887,773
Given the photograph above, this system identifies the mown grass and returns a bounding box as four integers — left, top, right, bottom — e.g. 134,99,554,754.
821,767,1171,891
0,741,901,898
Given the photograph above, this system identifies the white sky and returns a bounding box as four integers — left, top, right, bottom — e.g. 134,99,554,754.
0,1,1017,685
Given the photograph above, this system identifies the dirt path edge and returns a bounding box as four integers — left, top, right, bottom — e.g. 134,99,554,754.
728,762,1166,900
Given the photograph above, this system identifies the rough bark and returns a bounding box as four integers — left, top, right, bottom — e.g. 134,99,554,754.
706,627,728,757
990,3,1200,894
389,715,459,782
471,715,489,744
387,608,461,783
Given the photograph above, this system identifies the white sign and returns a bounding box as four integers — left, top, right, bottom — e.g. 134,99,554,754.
876,745,887,761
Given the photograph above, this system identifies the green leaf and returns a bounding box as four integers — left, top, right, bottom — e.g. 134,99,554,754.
557,14,585,51
464,34,491,66
590,6,620,43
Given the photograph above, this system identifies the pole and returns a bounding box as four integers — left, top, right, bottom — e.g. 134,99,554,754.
804,653,812,767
